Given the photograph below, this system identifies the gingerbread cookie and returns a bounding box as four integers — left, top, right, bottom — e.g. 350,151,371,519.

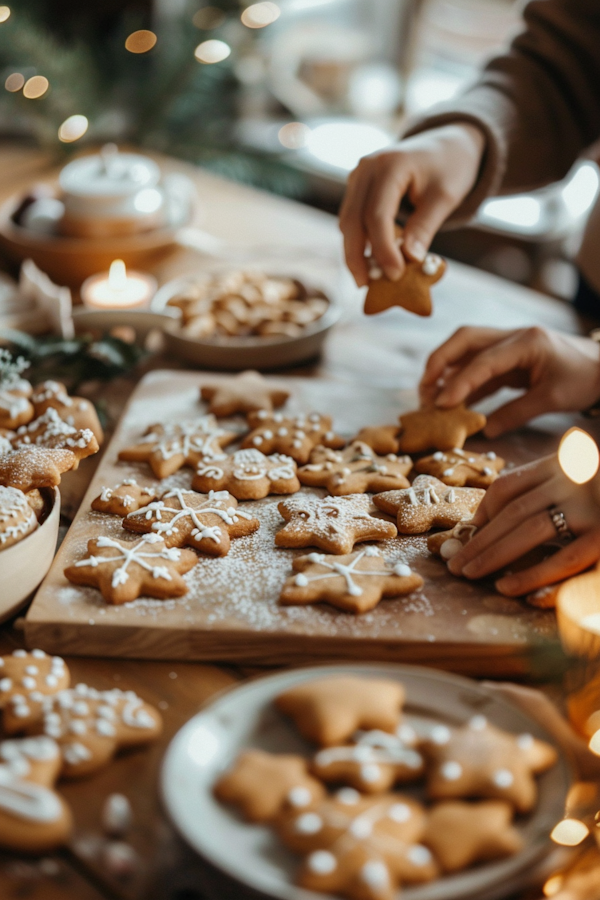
193,448,300,500
427,521,478,561
312,725,424,793
124,488,259,556
415,448,504,488
214,750,325,823
373,476,484,535
64,534,198,605
25,488,46,521
91,479,157,517
0,447,80,492
0,485,38,549
350,425,402,455
275,676,405,747
421,715,558,813
241,410,345,465
0,650,70,734
423,800,523,872
276,494,397,555
364,252,446,317
118,416,236,480
525,583,562,609
12,407,99,460
0,735,72,852
31,380,104,444
29,684,162,778
0,379,34,430
298,442,412,495
200,370,289,417
280,548,423,614
397,405,486,453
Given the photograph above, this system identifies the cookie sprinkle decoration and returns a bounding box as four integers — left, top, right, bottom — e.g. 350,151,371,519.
415,448,505,488
193,448,300,500
298,441,412,495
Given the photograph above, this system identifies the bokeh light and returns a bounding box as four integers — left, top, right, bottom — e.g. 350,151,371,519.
241,2,280,28
192,6,225,29
589,728,600,756
278,122,311,150
125,30,157,54
23,75,49,99
550,817,590,846
558,427,600,485
58,114,89,143
5,72,24,92
194,39,231,64
0,7,10,24
543,875,563,897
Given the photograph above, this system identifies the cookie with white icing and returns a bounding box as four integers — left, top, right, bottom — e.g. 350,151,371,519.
373,475,484,535
298,442,412,495
91,479,157,517
280,548,423,614
415,448,504,488
31,380,104,444
12,407,99,461
241,410,344,465
0,446,80,492
193,448,300,500
0,485,38,550
0,650,70,734
427,521,478,562
364,250,446,317
0,379,34,430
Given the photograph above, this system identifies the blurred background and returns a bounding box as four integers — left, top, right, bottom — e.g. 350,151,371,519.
0,0,598,303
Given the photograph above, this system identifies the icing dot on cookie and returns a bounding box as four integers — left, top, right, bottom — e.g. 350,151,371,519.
307,850,337,875
252,436,263,446
32,650,46,659
361,860,389,889
0,678,12,692
294,574,309,587
430,725,451,745
393,562,412,577
25,666,38,676
408,845,433,867
493,768,514,789
295,812,323,835
21,676,36,690
388,802,412,823
336,788,360,805
441,761,462,781
12,650,26,658
440,538,463,561
364,547,379,557
46,675,59,688
349,817,372,839
287,786,312,808
360,763,381,783
469,715,487,731
517,733,534,750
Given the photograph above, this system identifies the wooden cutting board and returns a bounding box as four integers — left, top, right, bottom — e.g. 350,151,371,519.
25,370,559,675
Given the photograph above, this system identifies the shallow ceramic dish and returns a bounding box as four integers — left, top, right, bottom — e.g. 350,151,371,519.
0,487,59,623
151,274,342,370
162,662,571,900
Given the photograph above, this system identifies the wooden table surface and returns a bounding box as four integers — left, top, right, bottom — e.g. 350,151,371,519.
0,145,589,900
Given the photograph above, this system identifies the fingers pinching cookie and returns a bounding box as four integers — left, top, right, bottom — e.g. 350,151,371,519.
275,676,405,747
193,448,300,500
0,485,39,548
373,476,484,535
415,448,504,487
200,369,289,417
422,800,523,873
241,411,344,465
397,405,486,453
350,425,402,455
275,494,397,555
365,251,446,317
31,380,104,444
0,650,69,734
124,488,259,556
280,548,423,614
298,442,412,495
0,447,79,492
91,479,157,517
214,750,325,823
427,522,478,562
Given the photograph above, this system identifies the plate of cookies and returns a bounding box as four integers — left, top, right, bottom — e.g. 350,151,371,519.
151,267,341,369
162,663,570,900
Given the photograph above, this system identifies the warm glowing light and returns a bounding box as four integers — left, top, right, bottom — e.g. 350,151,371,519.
125,30,157,54
483,196,541,229
590,728,600,756
0,7,10,23
23,75,49,100
81,262,156,310
241,2,280,28
192,6,226,29
5,72,23,92
278,122,311,150
58,114,88,143
194,39,231,64
305,121,391,171
558,427,600,485
550,817,590,846
133,188,162,214
543,875,564,897
108,259,127,291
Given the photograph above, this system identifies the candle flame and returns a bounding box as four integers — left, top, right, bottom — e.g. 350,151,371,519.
108,260,127,291
558,427,600,484
550,817,590,846
590,728,600,756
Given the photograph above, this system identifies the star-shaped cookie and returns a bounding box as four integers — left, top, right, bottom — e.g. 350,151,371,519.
0,447,80,492
91,479,158,517
280,548,423,614
193,448,300,500
421,715,558,813
415,448,504,487
350,425,402,455
364,253,446,317
64,533,198,605
118,415,237,480
31,380,104,444
373,475,484,535
275,676,405,747
214,750,325,822
241,410,345,465
423,800,523,872
298,442,412,495
200,369,289,417
276,493,397,554
0,650,70,734
397,405,486,453
123,487,259,556
12,408,99,460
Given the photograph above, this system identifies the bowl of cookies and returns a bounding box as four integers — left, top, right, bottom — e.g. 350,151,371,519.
151,267,342,370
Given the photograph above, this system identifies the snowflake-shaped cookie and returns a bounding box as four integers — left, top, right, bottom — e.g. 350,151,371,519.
373,475,484,535
298,441,412,495
64,533,198,605
0,650,70,734
241,410,344,464
118,415,237,479
124,488,259,555
12,407,99,460
397,405,486,453
193,448,300,500
0,485,38,549
415,447,504,487
280,547,423,613
275,493,397,554
91,479,158,517
423,800,523,873
31,380,104,444
200,369,289,417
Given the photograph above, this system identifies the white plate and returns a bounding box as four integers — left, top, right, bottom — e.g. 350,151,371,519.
161,663,571,900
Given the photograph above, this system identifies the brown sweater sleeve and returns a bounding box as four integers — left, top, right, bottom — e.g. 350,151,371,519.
403,0,600,221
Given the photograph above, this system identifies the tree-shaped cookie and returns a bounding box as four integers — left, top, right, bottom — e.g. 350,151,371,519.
0,447,80,491
118,415,236,479
373,475,484,535
0,485,38,549
275,676,405,746
12,407,99,459
415,448,504,487
276,494,397,554
397,405,486,453
0,650,70,734
280,548,423,614
214,750,325,823
364,253,446,317
124,488,259,556
421,715,558,813
200,369,289,417
193,448,300,500
422,800,523,872
298,442,412,495
64,533,198,605
241,410,345,464
31,380,104,444
91,479,158,517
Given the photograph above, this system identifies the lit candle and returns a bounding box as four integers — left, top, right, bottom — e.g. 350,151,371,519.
80,260,157,310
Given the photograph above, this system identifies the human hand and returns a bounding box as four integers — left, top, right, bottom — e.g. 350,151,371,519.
339,124,485,287
446,454,600,596
419,326,600,437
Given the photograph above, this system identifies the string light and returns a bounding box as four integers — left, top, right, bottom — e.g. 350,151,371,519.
5,72,24,92
550,817,590,846
558,427,600,485
0,7,10,23
278,122,311,149
194,39,231,64
241,2,280,28
192,7,225,29
125,30,157,54
58,114,88,143
23,75,49,99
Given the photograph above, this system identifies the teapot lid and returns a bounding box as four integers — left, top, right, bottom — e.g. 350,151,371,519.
59,144,161,198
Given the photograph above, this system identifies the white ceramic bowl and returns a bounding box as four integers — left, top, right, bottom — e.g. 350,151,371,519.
0,487,60,623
